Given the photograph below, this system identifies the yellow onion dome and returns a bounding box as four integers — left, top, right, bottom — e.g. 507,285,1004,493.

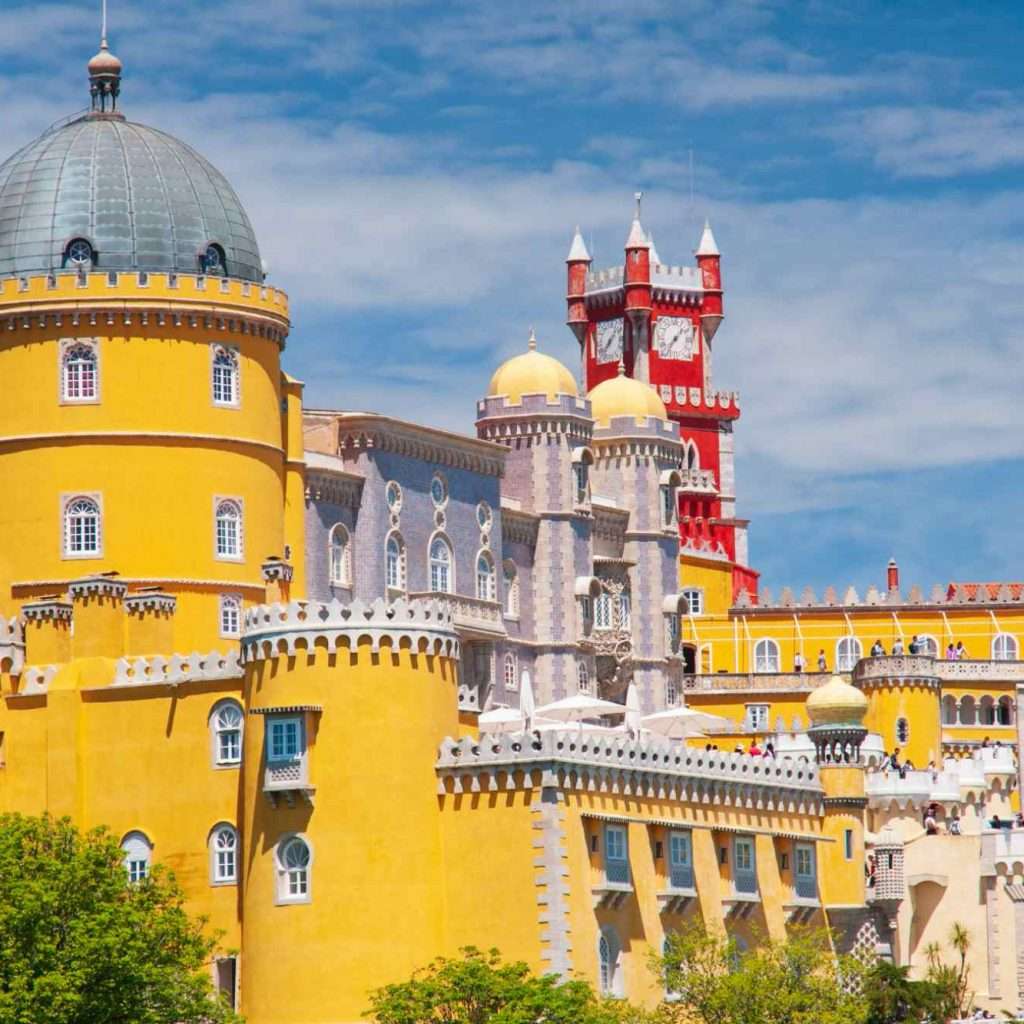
806,675,869,727
587,361,668,427
487,330,578,404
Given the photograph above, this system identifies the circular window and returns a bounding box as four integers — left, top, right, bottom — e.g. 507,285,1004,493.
204,244,225,275
430,474,448,508
476,501,492,531
386,481,402,513
66,239,94,267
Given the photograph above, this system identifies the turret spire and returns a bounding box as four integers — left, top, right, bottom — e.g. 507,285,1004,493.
566,226,591,263
695,218,719,257
88,0,123,115
527,327,537,351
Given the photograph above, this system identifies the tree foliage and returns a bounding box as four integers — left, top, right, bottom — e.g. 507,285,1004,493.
366,947,650,1024
0,813,240,1024
655,921,867,1024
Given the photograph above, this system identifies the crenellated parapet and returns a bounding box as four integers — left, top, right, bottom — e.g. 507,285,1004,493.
475,393,594,445
854,656,941,691
436,729,823,811
738,581,1024,611
114,649,243,687
0,614,26,674
242,597,460,661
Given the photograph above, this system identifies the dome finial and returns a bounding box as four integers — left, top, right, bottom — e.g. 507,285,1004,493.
88,0,123,116
528,327,537,351
617,358,625,377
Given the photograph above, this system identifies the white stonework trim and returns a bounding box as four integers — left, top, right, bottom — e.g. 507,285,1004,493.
13,576,266,592
0,431,284,456
58,337,100,406
60,491,103,560
213,496,245,564
114,649,243,686
533,790,573,977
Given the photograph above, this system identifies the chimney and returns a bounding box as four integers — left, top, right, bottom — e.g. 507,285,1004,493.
887,558,899,593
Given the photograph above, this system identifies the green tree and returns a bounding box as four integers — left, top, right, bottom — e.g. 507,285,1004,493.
366,946,650,1024
922,922,975,1022
862,959,941,1024
655,921,867,1024
0,813,240,1024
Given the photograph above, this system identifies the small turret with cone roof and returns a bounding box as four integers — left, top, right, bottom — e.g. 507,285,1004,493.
695,217,723,341
565,226,591,348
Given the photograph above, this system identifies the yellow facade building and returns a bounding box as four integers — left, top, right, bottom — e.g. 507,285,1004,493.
0,29,1021,1024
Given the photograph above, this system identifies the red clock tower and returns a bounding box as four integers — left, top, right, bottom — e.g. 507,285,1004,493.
566,196,758,602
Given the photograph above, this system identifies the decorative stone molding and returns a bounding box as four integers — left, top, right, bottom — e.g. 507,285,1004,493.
532,790,573,977
18,664,58,693
736,581,1024,612
304,469,364,507
123,591,176,616
261,558,294,584
853,657,940,689
68,574,127,601
0,614,26,674
407,591,505,640
436,730,823,812
113,649,243,686
501,508,539,546
20,600,72,622
242,597,460,661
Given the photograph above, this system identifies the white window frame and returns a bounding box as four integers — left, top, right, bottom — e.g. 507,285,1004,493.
577,660,590,694
682,588,704,616
598,926,623,997
210,699,243,767
604,824,629,885
430,473,448,508
62,493,103,559
836,636,863,672
385,532,406,591
276,834,312,904
476,550,496,602
594,592,612,631
328,523,352,587
503,560,519,619
60,339,99,404
219,593,242,639
753,638,780,673
745,703,769,732
209,823,239,885
121,830,152,883
429,534,454,594
994,633,1019,661
211,344,240,407
267,717,303,763
916,634,939,657
213,497,244,562
503,652,517,691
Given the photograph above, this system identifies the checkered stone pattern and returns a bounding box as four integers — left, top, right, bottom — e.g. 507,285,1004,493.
532,787,573,978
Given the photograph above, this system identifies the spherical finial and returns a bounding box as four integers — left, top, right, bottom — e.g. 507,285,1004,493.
527,327,537,351
87,0,122,115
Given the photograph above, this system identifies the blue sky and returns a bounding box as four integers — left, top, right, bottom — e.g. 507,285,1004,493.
3,0,1024,593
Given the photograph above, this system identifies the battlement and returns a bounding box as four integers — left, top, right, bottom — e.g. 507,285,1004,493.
651,264,703,294
592,414,680,442
867,749,1016,811
736,581,1024,611
113,649,243,687
436,729,823,806
656,384,740,418
242,596,460,661
584,266,625,293
476,392,592,421
0,614,25,674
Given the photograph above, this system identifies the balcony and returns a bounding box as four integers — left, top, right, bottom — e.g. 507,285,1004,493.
853,656,938,684
658,862,697,914
592,859,632,909
785,874,821,923
683,672,826,695
408,591,506,640
866,770,936,808
263,755,315,807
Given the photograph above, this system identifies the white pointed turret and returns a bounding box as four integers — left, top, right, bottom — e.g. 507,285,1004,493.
695,218,719,257
566,226,591,263
647,231,661,266
625,190,649,249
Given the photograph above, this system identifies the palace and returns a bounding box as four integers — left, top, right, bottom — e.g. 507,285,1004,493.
0,30,1022,1024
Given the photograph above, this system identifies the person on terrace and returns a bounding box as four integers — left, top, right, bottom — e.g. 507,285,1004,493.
870,640,885,657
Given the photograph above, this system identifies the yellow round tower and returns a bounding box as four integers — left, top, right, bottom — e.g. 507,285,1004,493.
0,44,299,654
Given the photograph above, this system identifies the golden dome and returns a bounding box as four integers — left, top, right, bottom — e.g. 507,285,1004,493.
487,330,578,404
806,675,869,727
588,362,668,427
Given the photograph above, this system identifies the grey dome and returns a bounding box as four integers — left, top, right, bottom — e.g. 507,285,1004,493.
0,114,263,282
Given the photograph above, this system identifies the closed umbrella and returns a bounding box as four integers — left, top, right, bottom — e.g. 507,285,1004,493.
519,669,535,728
625,682,642,736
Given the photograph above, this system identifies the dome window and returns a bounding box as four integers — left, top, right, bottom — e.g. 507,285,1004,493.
65,238,94,269
202,244,226,277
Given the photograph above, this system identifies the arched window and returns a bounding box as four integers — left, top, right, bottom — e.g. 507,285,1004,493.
210,700,243,766
917,634,938,657
754,638,780,673
62,343,98,401
577,660,590,694
998,696,1014,726
202,243,226,276
503,561,519,618
896,717,909,744
385,532,406,591
214,499,243,560
219,594,241,638
994,634,1019,661
836,636,863,672
595,591,612,631
64,496,101,556
598,926,623,996
210,824,238,884
429,536,453,593
329,524,352,587
277,836,311,903
979,697,995,726
618,591,631,630
211,346,239,406
65,237,94,269
941,694,957,725
959,696,976,726
503,652,517,691
121,831,152,883
476,552,496,602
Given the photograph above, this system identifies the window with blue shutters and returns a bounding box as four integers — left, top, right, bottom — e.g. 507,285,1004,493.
794,843,817,899
668,830,694,890
733,836,757,895
604,824,629,884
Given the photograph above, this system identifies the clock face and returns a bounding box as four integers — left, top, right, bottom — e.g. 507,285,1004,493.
595,318,624,364
654,316,695,360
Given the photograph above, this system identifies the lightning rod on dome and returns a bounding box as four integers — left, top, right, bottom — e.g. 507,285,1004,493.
634,190,643,221
101,0,108,46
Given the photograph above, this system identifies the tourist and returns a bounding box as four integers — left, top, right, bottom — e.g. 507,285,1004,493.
734,743,744,754
749,739,761,756
817,649,827,672
865,854,876,888
764,741,775,759
924,810,939,835
945,642,957,660
909,635,920,654
870,640,885,657
892,637,905,655
956,640,967,660
949,814,961,836
982,736,991,748
794,650,805,673
991,814,1003,830
888,748,901,771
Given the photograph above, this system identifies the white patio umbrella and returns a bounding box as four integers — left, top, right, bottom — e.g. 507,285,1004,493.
519,669,536,728
479,706,526,733
625,681,642,736
535,693,627,724
640,706,732,739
